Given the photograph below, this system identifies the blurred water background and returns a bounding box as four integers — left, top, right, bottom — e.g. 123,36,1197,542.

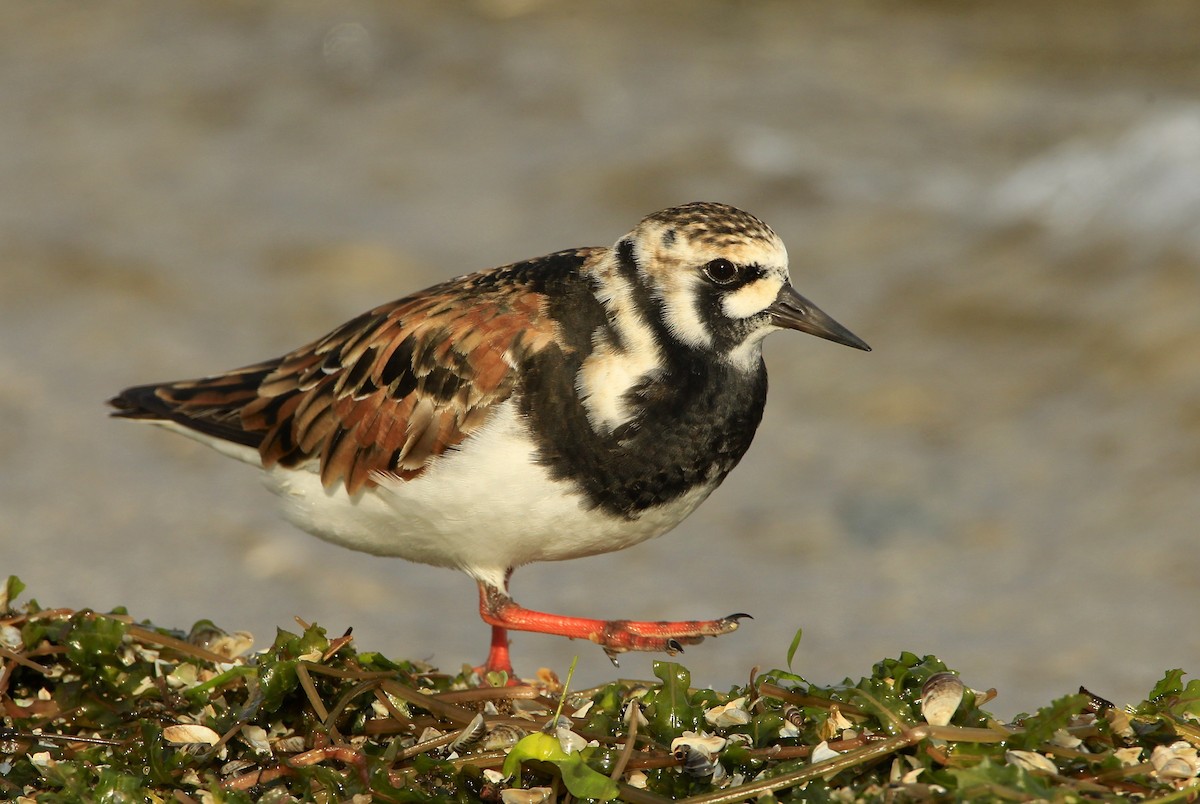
2,1,1197,717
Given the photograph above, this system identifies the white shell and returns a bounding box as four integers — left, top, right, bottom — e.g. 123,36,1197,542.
811,740,840,764
0,625,23,650
1114,747,1144,766
920,673,965,727
670,730,727,755
1151,741,1200,779
705,696,752,728
1050,728,1084,749
240,725,271,756
555,724,588,755
1005,750,1059,774
163,724,221,746
500,788,552,804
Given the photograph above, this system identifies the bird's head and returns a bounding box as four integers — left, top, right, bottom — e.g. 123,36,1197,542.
614,202,869,368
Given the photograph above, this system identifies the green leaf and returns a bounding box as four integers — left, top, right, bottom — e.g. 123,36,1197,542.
1010,693,1089,750
643,661,703,740
502,731,619,800
1141,669,1200,720
2,575,25,611
948,757,1055,799
65,613,128,671
1149,669,1186,701
786,626,803,671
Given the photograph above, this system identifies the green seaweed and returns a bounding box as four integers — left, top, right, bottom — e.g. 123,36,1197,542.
1,577,1198,802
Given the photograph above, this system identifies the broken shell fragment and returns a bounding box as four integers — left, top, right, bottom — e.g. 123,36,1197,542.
163,724,221,746
704,696,752,728
811,740,840,764
1005,749,1059,774
921,672,965,726
1151,741,1200,779
500,787,552,804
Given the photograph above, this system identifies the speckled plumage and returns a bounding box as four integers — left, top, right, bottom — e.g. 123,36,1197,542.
110,202,869,673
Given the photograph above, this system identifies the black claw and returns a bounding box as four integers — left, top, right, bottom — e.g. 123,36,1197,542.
725,613,753,622
666,638,685,654
603,648,621,668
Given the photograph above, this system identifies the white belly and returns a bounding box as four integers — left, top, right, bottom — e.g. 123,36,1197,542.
262,400,715,589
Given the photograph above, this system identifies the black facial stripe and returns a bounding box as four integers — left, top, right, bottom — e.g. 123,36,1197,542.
612,236,672,349
694,268,770,354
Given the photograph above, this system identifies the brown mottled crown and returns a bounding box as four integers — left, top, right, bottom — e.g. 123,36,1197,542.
640,202,780,249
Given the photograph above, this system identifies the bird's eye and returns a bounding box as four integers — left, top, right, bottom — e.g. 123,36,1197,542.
703,258,740,285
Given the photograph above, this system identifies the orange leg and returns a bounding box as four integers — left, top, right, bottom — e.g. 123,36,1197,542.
481,623,515,677
476,579,749,670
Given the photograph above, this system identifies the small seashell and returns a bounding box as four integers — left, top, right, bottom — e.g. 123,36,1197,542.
163,724,221,746
483,768,505,784
500,787,552,804
570,700,594,718
416,726,444,744
272,735,306,753
1105,708,1135,739
817,705,853,741
205,631,255,659
166,663,200,690
673,745,720,778
810,740,840,764
1113,747,1143,767
671,731,726,778
627,770,648,788
240,725,271,756
512,698,551,717
623,701,648,729
778,720,801,739
555,723,588,755
670,731,728,755
0,625,23,650
130,676,156,697
1049,728,1083,750
705,696,752,728
1005,750,1059,774
921,672,965,727
220,759,256,777
1151,741,1200,779
890,755,924,784
483,723,527,751
448,713,487,754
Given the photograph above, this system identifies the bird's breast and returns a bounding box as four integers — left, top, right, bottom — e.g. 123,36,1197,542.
519,343,769,520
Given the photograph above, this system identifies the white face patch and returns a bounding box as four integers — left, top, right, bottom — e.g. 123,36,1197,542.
721,273,786,320
652,268,713,349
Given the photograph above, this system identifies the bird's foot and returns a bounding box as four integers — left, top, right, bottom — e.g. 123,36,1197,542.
478,582,749,661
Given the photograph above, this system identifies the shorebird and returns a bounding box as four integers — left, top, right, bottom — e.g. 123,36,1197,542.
110,202,870,675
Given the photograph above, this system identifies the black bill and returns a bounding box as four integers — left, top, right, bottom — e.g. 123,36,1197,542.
767,284,871,351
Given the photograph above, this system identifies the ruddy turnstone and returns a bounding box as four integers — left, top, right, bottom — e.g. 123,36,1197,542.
110,202,869,675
